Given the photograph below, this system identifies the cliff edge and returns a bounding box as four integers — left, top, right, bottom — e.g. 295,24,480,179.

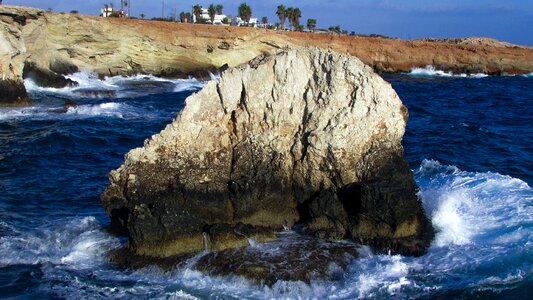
101,47,434,258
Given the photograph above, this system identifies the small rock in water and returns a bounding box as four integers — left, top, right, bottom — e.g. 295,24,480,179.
63,99,77,110
73,89,117,98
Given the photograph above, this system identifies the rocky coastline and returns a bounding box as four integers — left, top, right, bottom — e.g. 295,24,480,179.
1,5,533,106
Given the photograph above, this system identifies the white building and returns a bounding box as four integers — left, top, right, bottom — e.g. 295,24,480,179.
193,8,227,25
100,6,128,18
100,6,114,17
232,17,258,27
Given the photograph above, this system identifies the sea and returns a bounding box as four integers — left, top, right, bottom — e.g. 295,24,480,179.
0,67,531,299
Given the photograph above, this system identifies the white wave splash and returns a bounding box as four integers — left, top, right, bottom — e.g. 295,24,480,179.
0,216,119,269
24,70,208,97
416,159,532,247
173,78,206,92
65,102,131,118
0,102,138,120
409,66,489,78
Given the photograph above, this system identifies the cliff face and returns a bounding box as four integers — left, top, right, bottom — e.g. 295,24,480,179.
1,6,533,105
101,47,434,258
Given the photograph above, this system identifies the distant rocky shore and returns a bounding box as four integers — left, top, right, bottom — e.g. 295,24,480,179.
1,5,533,106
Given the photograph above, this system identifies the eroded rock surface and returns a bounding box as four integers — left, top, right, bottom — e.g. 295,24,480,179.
102,47,434,258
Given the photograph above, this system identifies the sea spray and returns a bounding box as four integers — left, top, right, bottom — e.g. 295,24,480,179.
409,65,489,78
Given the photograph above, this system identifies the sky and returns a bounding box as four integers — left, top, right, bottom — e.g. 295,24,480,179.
5,0,533,46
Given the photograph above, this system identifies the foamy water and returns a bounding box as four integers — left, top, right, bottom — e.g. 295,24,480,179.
0,71,209,121
409,66,489,78
24,70,208,98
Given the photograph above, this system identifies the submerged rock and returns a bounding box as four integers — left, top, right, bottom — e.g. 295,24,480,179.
63,99,77,110
101,47,434,259
22,62,77,88
72,89,117,98
195,232,359,285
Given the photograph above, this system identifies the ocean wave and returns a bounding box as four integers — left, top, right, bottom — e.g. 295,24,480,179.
173,79,206,92
409,66,489,78
24,70,208,97
0,106,63,120
65,102,131,118
0,216,119,268
0,102,139,120
415,159,532,247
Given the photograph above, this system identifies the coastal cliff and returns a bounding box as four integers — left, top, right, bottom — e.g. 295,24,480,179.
101,47,434,258
1,5,533,105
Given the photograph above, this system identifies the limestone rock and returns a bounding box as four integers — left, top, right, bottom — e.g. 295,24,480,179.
101,47,434,258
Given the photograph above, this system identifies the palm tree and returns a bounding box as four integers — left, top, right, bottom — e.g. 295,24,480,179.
192,4,202,23
216,4,223,15
180,11,192,23
307,18,316,32
208,4,216,23
276,5,286,30
285,7,294,30
238,3,252,25
329,25,341,34
291,8,302,29
140,13,145,19
261,16,268,26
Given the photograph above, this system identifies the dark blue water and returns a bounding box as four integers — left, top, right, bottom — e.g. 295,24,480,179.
0,72,531,299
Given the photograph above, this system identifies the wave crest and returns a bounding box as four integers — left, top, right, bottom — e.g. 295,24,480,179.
409,66,489,78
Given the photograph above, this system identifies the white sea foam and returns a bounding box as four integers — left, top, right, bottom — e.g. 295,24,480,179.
416,159,532,248
65,102,129,118
0,102,138,120
409,66,489,78
0,216,119,268
173,80,206,92
0,106,64,120
24,70,208,98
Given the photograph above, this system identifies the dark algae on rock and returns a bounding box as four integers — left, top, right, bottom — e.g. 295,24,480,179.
101,48,434,270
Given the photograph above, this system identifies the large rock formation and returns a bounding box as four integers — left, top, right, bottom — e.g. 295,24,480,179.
101,47,434,258
1,5,533,105
0,6,40,106
0,6,76,106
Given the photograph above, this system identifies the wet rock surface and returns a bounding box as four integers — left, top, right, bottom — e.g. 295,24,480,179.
109,230,360,286
0,79,30,106
195,231,359,285
102,47,434,258
22,62,78,88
